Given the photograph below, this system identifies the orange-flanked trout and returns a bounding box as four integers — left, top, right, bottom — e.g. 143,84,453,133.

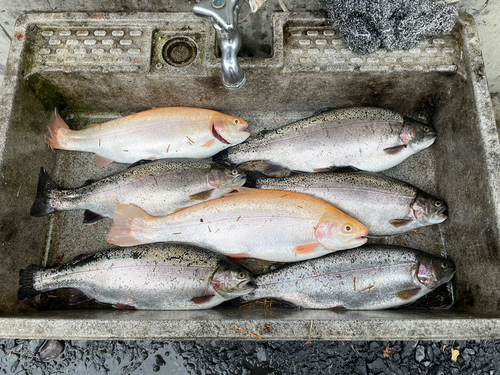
45,107,250,167
107,187,368,263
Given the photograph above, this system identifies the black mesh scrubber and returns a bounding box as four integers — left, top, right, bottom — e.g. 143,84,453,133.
324,0,459,54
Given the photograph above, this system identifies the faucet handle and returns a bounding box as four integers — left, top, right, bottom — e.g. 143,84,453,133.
193,0,241,32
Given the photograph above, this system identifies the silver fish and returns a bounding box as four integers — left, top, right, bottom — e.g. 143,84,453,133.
256,172,447,235
30,159,246,223
242,245,455,310
45,107,250,168
218,107,436,175
18,243,255,310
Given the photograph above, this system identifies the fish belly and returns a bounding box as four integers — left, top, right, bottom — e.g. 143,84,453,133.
64,120,219,162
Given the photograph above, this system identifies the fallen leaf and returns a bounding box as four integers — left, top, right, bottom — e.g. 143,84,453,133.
451,347,460,362
383,344,396,359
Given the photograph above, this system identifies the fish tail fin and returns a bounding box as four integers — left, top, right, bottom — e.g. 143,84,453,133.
30,167,61,217
107,204,153,247
45,108,71,150
18,264,44,300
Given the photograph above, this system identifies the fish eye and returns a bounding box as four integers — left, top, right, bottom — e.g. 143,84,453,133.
343,224,352,232
234,119,239,124
435,201,442,207
423,126,430,133
231,169,239,176
441,261,448,269
237,272,246,279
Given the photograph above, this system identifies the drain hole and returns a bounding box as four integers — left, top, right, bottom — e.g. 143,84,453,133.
162,37,197,67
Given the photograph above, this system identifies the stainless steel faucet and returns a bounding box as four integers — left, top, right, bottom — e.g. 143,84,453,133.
193,0,246,90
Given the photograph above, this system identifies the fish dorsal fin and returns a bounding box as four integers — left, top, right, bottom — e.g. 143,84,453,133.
68,288,93,305
314,166,361,173
94,154,114,168
83,179,96,186
257,128,274,137
127,159,154,169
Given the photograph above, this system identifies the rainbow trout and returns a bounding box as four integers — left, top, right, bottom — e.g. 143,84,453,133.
107,187,368,263
256,171,447,235
46,107,250,167
19,243,255,310
217,107,436,175
242,245,455,309
30,160,246,224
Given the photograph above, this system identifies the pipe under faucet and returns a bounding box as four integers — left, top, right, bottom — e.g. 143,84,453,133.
193,0,248,90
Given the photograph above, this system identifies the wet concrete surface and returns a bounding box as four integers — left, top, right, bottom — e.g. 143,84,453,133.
1,339,500,374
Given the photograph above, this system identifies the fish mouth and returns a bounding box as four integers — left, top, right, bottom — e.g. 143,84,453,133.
423,132,437,143
236,122,249,132
343,235,368,245
239,279,256,293
362,234,394,239
438,207,448,219
232,174,247,187
212,125,230,145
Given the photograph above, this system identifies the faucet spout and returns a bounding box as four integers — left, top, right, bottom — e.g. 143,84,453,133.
193,0,246,90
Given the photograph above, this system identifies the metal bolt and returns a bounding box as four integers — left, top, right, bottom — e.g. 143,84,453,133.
212,0,225,9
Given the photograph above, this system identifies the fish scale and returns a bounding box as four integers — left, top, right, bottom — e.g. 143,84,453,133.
242,245,455,310
18,244,255,310
256,171,447,235
30,159,246,223
45,107,250,167
219,107,436,175
107,187,368,263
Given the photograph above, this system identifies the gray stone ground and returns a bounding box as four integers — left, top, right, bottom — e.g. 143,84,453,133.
1,339,500,374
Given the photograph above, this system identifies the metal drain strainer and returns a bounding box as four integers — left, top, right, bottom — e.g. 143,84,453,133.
162,37,197,67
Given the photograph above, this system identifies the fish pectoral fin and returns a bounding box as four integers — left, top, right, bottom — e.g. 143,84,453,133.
313,168,333,173
226,253,250,259
68,288,93,305
383,145,407,155
94,154,114,168
273,299,299,309
294,243,321,255
389,218,414,228
239,160,290,177
83,210,107,224
191,295,215,305
222,186,255,197
189,189,215,201
112,303,136,310
313,107,335,116
127,159,154,169
396,288,421,300
172,206,190,214
202,139,215,148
